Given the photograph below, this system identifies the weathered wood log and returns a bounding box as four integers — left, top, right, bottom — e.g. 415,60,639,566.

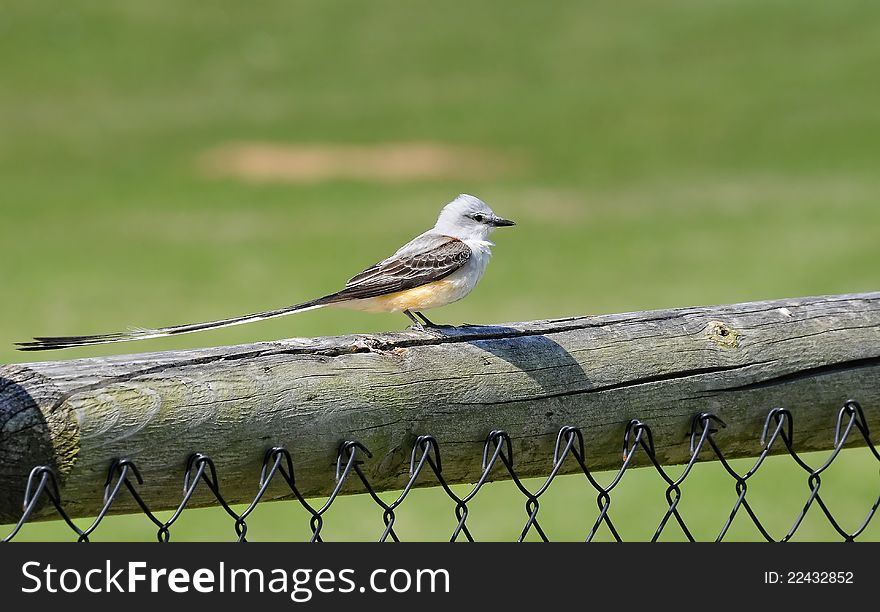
1,292,878,523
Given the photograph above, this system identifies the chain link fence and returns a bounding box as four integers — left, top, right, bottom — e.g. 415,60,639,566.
3,400,877,542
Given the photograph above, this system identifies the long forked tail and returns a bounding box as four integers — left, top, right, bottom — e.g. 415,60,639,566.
15,297,331,351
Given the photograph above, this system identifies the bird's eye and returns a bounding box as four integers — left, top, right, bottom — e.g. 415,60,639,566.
472,214,485,223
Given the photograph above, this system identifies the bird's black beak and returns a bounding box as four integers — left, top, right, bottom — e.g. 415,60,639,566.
491,215,516,227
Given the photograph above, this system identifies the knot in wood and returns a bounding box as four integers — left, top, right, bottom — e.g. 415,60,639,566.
704,320,740,348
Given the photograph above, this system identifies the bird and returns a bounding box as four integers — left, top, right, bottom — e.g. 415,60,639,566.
16,194,515,351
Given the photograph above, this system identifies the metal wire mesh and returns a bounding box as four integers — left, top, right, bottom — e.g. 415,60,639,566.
3,400,877,542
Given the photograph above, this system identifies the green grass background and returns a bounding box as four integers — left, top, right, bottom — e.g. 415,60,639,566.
2,0,878,540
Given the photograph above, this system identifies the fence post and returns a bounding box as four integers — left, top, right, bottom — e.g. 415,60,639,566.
1,292,878,523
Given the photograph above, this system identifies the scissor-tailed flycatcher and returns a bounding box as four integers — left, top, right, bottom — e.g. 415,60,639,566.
17,194,515,351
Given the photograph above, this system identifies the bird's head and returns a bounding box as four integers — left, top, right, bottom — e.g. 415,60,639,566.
433,194,516,241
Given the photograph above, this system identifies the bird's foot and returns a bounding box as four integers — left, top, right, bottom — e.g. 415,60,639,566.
413,311,455,329
407,323,448,336
404,310,453,334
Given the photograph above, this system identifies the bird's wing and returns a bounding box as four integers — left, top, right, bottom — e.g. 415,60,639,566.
324,235,471,302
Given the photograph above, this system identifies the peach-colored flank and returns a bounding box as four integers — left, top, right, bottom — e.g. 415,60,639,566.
333,280,460,313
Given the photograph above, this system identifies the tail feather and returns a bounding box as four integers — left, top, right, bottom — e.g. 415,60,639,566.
15,298,329,351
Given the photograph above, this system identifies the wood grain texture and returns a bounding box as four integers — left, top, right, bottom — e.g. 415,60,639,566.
1,292,878,523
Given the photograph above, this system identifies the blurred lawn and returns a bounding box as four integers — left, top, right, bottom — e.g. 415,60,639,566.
1,0,878,541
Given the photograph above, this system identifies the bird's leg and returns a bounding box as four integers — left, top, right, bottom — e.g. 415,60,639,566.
403,309,425,330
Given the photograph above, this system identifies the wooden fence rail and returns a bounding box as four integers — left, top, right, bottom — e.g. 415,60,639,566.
1,292,878,523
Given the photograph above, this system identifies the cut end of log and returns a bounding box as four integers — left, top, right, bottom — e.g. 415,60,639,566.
0,365,80,523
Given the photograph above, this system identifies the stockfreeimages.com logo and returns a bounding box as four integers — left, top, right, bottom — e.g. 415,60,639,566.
22,561,450,602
